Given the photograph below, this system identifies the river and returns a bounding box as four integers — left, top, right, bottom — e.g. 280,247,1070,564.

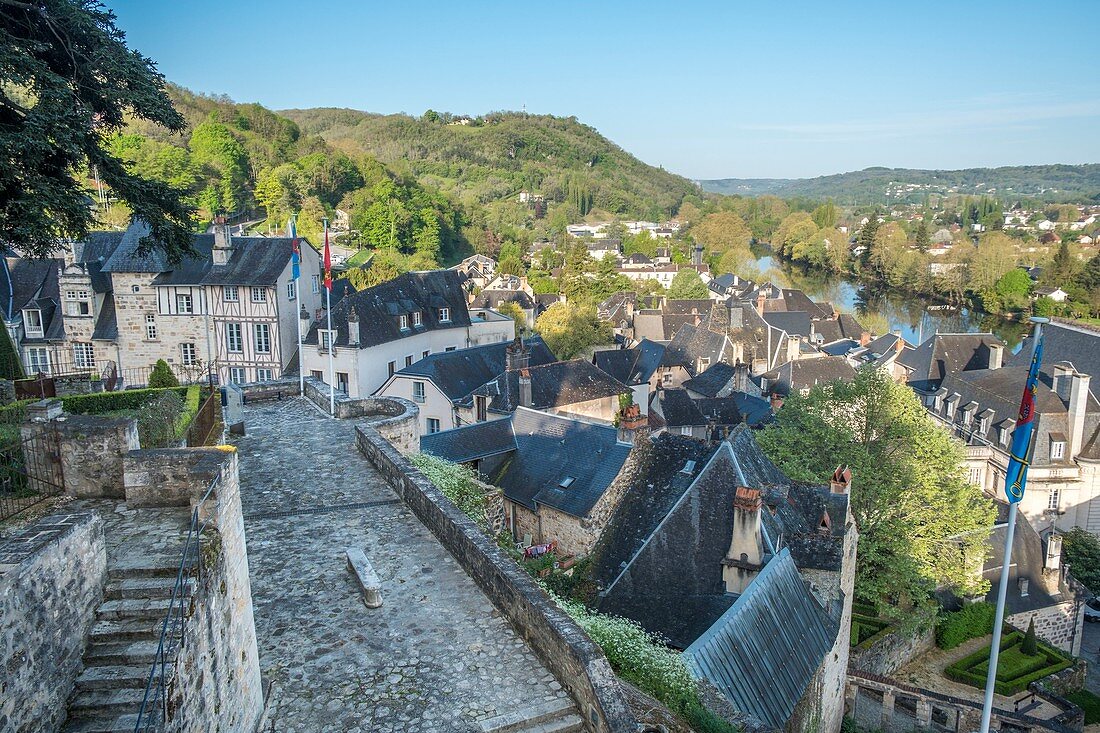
734,245,1030,351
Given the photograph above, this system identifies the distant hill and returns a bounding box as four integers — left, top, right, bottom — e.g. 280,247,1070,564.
279,108,698,219
699,164,1100,204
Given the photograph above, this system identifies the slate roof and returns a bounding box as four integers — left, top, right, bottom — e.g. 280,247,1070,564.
419,417,518,464
1009,320,1100,382
305,270,472,349
898,333,1003,392
1,257,62,323
489,408,631,517
592,339,665,385
820,339,860,356
91,295,117,341
812,313,867,344
976,515,1076,616
470,289,537,311
465,359,630,414
781,288,834,318
759,356,856,397
392,337,556,400
661,323,728,373
658,389,706,427
763,311,813,338
684,549,837,731
587,238,621,251
682,362,736,398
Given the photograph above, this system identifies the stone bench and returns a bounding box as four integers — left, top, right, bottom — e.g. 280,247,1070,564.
345,548,383,608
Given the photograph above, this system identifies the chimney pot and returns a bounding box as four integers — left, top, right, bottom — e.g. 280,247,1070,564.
518,368,533,408
860,331,871,346
830,465,852,494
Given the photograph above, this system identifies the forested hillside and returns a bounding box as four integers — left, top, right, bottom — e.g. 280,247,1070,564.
700,164,1100,204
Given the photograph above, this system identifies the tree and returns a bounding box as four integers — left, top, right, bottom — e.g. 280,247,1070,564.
913,221,930,253
811,201,839,229
755,368,996,620
1021,617,1038,656
1046,240,1079,285
1062,527,1100,594
667,269,708,299
148,359,179,388
692,211,751,259
1076,253,1100,292
535,302,611,359
856,213,880,267
496,301,527,334
0,325,25,380
1,0,195,258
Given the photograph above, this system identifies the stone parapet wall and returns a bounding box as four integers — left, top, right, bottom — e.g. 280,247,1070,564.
357,424,638,733
123,447,231,508
1008,601,1085,657
0,512,106,733
238,377,299,403
850,626,935,677
33,414,139,499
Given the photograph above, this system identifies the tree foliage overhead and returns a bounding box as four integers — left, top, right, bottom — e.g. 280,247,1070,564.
0,0,194,258
667,269,708,299
535,301,611,360
755,368,996,621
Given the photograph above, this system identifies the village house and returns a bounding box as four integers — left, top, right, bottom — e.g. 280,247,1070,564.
374,336,556,434
591,338,666,414
449,253,497,292
649,387,770,438
301,269,515,398
1034,286,1069,303
469,274,540,329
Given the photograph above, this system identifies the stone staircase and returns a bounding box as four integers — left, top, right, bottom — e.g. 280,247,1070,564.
62,553,195,733
478,698,585,733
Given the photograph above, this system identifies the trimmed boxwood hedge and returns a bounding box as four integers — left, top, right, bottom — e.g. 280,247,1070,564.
61,387,189,415
944,631,1073,696
936,602,996,649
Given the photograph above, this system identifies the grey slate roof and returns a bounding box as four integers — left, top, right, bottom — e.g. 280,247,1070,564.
658,389,706,427
759,356,856,397
489,408,631,517
684,549,837,731
419,417,518,464
763,311,813,338
306,270,472,350
394,337,556,401
592,339,665,385
661,323,728,373
975,515,1076,617
466,359,629,415
91,295,117,341
1,257,61,323
1009,320,1100,382
682,362,736,398
899,332,1003,392
470,289,537,311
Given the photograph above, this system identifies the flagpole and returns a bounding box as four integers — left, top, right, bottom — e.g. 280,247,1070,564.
296,295,304,397
979,316,1047,733
289,214,304,397
324,217,335,416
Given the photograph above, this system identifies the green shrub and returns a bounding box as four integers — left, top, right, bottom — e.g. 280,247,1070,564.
61,386,188,415
0,399,35,424
944,631,1073,695
1021,617,1038,656
173,385,202,440
0,326,24,380
410,453,490,530
148,359,179,388
936,602,996,649
137,391,185,449
1065,690,1100,725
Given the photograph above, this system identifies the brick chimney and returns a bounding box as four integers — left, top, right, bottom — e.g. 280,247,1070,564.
769,392,784,412
518,368,533,408
212,215,232,266
347,307,360,347
860,331,871,347
505,335,529,371
723,487,764,594
617,403,649,444
756,292,766,314
830,465,852,494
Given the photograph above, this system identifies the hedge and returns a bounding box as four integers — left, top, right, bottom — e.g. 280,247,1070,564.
61,387,189,415
944,631,1073,696
173,385,202,440
1065,690,1100,725
936,602,996,649
851,613,892,649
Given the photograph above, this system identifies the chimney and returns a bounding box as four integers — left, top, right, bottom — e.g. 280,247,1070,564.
1044,533,1063,573
617,403,648,444
830,465,852,494
347,307,360,347
987,342,1003,370
756,292,766,314
860,331,871,347
769,392,784,412
505,335,529,372
895,335,906,355
1068,371,1091,457
1018,577,1029,597
733,361,748,392
786,334,800,363
518,368,533,408
213,215,232,266
1052,362,1073,401
723,487,764,595
692,244,703,267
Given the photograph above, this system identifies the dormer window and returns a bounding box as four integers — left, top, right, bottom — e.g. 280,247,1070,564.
1051,437,1066,461
399,314,409,330
23,309,43,337
320,330,334,352
251,287,267,303
438,307,451,323
412,311,422,327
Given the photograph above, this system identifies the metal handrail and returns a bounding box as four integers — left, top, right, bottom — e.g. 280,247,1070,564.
134,474,220,732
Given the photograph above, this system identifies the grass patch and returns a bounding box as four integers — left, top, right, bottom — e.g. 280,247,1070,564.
346,249,373,267
1065,689,1100,725
943,631,1072,696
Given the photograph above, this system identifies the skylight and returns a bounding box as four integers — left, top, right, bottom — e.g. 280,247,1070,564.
558,476,576,489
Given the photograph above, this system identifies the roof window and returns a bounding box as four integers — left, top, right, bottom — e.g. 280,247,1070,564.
558,476,576,489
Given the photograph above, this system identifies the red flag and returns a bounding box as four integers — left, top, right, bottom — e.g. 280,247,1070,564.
323,220,332,291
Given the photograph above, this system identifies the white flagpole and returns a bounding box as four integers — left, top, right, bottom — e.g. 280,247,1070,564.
324,218,335,416
296,297,304,397
978,317,1046,733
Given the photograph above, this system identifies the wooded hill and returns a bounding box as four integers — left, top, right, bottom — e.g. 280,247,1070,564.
700,164,1100,205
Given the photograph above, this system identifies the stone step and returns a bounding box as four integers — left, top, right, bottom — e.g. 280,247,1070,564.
75,664,162,691
96,598,175,622
108,554,195,580
104,576,192,601
67,687,147,718
479,698,578,733
85,639,169,666
89,618,170,644
523,714,584,733
61,713,141,733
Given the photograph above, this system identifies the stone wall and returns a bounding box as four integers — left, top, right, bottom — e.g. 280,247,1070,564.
357,424,638,733
52,374,104,396
850,626,935,677
0,512,106,733
1008,600,1085,657
239,377,299,403
123,447,232,508
49,414,139,498
152,448,264,733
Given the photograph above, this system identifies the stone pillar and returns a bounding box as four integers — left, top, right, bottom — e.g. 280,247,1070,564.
880,690,896,732
55,415,139,498
915,698,932,728
845,682,858,719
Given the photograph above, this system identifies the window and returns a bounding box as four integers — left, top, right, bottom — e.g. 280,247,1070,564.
66,299,90,316
476,395,487,422
131,284,140,294
1051,440,1066,460
388,360,396,376
181,343,198,366
23,309,43,336
176,293,193,314
311,274,320,294
224,285,239,302
287,281,297,301
320,330,333,352
438,307,451,322
226,322,243,353
413,381,426,402
422,350,430,359
1048,489,1061,511
251,287,267,303
967,467,982,486
66,290,89,301
445,346,456,352
145,314,158,341
413,311,422,327
310,370,323,380
257,368,275,382
400,314,409,330
680,426,693,436
337,372,349,394
405,354,414,367
229,367,246,384
25,347,49,374
558,476,576,489
662,371,672,385
426,418,440,434
254,323,271,353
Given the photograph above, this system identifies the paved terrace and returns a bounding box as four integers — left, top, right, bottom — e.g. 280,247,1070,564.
234,398,569,732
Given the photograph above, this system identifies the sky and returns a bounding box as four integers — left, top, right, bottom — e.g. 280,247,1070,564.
108,0,1100,180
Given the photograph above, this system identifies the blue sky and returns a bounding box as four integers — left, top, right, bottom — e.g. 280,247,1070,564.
108,0,1100,180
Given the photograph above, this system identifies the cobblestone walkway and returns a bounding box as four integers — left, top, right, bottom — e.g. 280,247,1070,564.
235,399,568,733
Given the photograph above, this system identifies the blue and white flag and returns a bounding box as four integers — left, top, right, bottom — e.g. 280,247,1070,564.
1004,331,1045,503
288,215,300,280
